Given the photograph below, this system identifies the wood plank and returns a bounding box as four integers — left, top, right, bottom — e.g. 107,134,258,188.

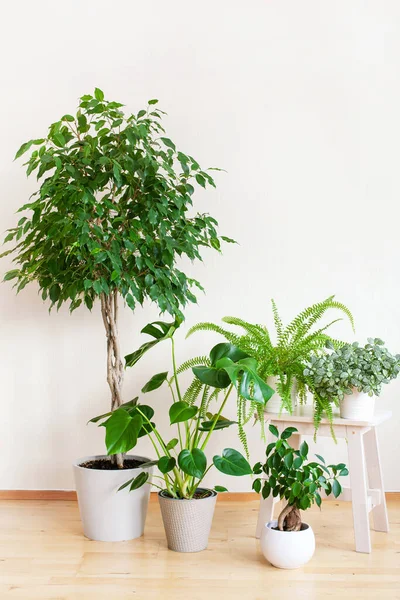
0,490,259,502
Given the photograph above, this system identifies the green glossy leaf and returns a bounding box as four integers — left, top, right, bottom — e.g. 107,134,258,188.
125,321,179,368
141,371,168,393
214,486,228,493
315,492,322,507
130,471,149,490
89,398,138,423
160,137,176,151
169,401,198,424
284,453,293,469
332,479,342,498
209,343,248,366
216,356,274,404
315,453,325,464
281,427,298,440
198,417,237,431
213,448,252,476
178,448,206,478
268,424,279,438
158,456,176,474
166,438,179,451
292,481,302,497
94,87,104,101
252,479,262,493
262,480,271,499
192,365,230,388
300,441,309,457
103,409,142,455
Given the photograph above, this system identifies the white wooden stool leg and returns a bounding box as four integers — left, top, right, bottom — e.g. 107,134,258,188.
255,486,275,538
346,428,371,553
364,427,389,532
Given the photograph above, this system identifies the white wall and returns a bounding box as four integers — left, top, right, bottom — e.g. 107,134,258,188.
1,0,400,491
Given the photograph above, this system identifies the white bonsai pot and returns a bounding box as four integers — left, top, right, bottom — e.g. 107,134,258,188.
73,454,153,542
158,488,217,552
340,391,375,421
260,520,315,569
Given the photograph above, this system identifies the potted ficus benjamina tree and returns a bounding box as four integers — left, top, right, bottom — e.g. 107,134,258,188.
91,321,274,552
253,425,348,569
2,88,233,541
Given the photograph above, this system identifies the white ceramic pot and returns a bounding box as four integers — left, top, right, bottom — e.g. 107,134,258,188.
158,488,217,552
340,391,375,421
260,520,315,569
73,454,153,542
265,376,298,414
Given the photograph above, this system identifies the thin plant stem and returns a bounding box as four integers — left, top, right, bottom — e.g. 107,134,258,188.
200,384,234,452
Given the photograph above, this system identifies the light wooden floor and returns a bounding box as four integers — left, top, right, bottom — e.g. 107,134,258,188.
0,495,399,599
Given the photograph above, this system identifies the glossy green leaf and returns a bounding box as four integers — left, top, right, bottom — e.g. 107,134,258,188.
281,427,298,440
130,471,149,490
252,479,261,493
198,416,237,431
178,448,206,478
214,486,228,493
169,402,198,424
141,371,168,393
332,479,342,498
268,424,279,438
209,343,248,366
300,441,309,457
103,409,142,455
158,456,176,474
216,356,274,404
213,448,252,476
166,438,179,451
88,398,138,423
192,365,231,388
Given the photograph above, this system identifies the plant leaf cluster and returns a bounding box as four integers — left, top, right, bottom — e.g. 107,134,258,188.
2,89,233,317
90,320,273,498
252,425,348,512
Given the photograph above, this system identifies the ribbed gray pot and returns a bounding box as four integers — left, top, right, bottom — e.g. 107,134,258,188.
158,488,217,552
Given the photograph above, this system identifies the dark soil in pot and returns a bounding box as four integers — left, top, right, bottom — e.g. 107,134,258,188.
79,458,147,470
160,489,214,500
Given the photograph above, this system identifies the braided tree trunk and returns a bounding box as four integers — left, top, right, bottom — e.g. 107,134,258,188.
277,503,302,531
100,291,124,468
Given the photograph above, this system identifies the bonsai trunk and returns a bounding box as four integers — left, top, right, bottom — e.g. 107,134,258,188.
100,291,124,468
277,503,302,531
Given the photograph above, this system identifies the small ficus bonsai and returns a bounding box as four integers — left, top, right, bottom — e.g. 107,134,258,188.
2,88,233,466
252,425,348,531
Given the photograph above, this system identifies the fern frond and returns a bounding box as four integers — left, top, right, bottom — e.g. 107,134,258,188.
237,396,250,459
186,322,243,346
175,355,210,375
222,316,273,351
271,299,284,344
280,296,335,347
183,377,204,406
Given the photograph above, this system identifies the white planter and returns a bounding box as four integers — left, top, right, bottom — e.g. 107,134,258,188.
260,520,315,569
340,391,376,421
265,376,297,414
73,454,153,542
158,488,217,552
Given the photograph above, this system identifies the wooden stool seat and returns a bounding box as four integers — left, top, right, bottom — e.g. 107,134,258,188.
255,406,391,553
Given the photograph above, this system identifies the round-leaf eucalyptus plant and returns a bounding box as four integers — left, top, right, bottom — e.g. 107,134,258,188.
2,88,233,466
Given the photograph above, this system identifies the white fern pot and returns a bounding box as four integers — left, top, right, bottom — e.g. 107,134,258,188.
265,376,298,414
73,454,153,542
158,488,217,552
260,520,315,569
340,392,376,420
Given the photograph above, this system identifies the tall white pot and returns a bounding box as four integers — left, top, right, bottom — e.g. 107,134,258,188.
73,454,153,542
340,391,375,420
260,520,315,569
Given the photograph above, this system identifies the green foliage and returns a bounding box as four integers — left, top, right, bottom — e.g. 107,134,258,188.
2,89,233,317
91,321,261,499
305,339,400,428
252,425,349,511
187,296,354,415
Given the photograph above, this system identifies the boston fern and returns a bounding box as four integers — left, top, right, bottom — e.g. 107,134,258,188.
187,296,354,422
2,88,233,467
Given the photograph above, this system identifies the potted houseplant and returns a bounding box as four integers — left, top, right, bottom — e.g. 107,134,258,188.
304,339,400,423
252,425,348,569
91,321,274,552
2,88,233,541
187,296,354,418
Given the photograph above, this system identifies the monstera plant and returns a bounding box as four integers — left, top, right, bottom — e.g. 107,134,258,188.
1,88,233,467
